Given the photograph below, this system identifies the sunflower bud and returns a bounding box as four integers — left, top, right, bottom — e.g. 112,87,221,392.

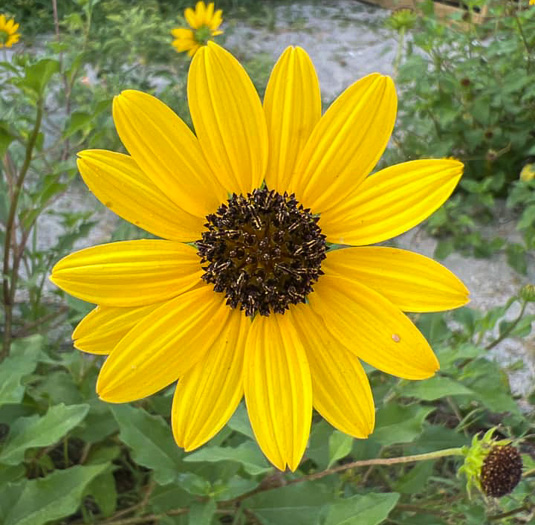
520,284,535,303
385,9,418,33
459,428,523,498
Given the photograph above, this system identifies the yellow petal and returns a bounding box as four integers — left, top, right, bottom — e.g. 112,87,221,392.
204,2,214,25
97,286,231,402
73,303,161,354
77,150,203,241
324,247,469,312
321,159,463,245
210,9,223,30
172,309,247,451
195,1,206,24
184,7,199,29
308,275,439,379
50,240,202,307
113,90,226,217
171,28,196,52
244,314,312,471
292,74,397,213
188,42,268,195
290,305,375,438
263,46,321,194
187,44,200,57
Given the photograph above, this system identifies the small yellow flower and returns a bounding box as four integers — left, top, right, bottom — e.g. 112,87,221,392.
530,0,535,6
51,43,469,471
171,1,223,57
520,163,535,182
0,14,20,48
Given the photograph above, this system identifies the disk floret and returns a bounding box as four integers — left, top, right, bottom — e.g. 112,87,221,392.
197,188,327,316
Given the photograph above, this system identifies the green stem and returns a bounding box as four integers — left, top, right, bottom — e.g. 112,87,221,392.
1,100,43,361
288,447,465,485
393,28,405,78
485,300,527,351
512,10,532,73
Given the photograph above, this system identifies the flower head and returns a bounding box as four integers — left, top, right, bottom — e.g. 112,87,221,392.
171,1,223,56
51,43,469,471
460,429,523,498
0,14,20,48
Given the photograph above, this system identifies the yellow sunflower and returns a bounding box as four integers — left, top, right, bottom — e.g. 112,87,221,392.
51,43,469,471
171,1,223,57
0,15,20,48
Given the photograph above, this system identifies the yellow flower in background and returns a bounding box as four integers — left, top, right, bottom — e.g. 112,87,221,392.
520,163,535,182
171,1,223,56
50,43,469,471
530,0,535,6
0,14,20,48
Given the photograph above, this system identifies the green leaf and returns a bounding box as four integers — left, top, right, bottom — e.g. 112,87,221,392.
394,461,434,494
3,464,109,525
227,402,254,439
244,482,334,525
149,484,195,513
19,59,60,96
176,472,211,496
372,404,435,446
328,431,353,467
184,441,271,476
307,420,333,470
0,403,89,465
110,404,183,485
506,243,527,275
0,335,43,407
63,111,94,139
0,122,15,157
400,376,474,401
0,464,25,485
87,468,117,517
188,500,216,525
323,492,400,525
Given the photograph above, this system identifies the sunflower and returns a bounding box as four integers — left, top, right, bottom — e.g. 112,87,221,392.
171,1,223,57
51,43,469,471
0,15,20,48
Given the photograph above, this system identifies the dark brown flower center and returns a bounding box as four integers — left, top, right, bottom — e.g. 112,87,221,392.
480,445,522,498
197,188,326,317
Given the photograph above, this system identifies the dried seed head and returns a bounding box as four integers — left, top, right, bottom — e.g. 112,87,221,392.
197,188,326,316
480,445,522,498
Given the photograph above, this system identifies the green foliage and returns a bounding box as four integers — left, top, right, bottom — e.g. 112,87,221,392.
0,1,534,524
386,1,535,267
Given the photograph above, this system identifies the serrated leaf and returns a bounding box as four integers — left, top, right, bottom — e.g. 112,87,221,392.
3,464,109,525
328,431,353,467
323,492,400,525
0,335,43,407
0,403,90,465
110,404,183,485
184,441,271,476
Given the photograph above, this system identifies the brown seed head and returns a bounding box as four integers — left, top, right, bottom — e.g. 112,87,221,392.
480,445,522,497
